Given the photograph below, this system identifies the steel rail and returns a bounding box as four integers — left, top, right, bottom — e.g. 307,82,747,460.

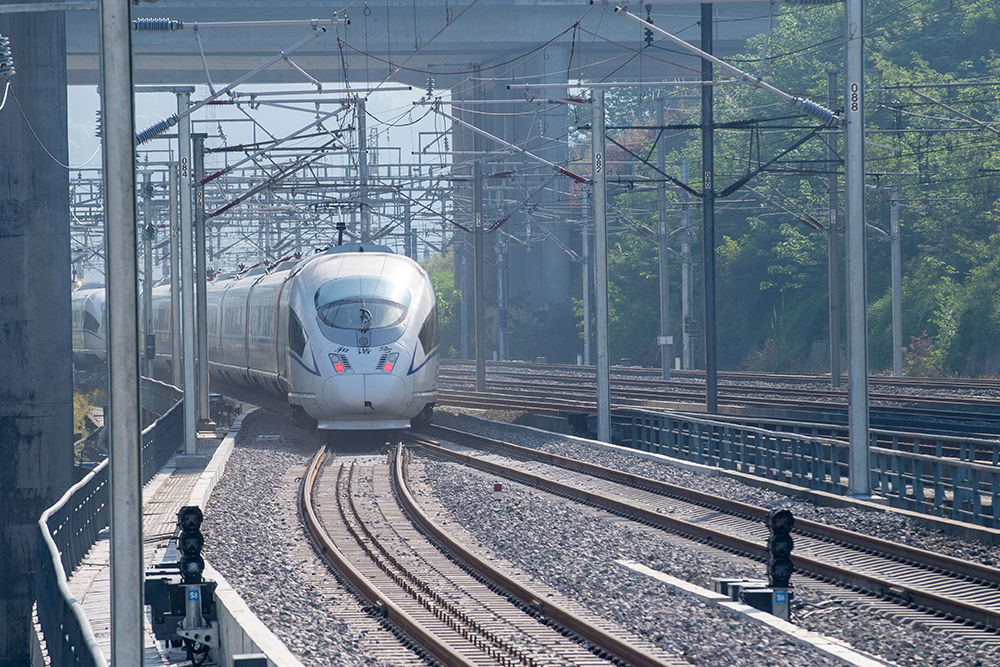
410,432,1000,632
392,443,669,667
422,425,1000,587
439,364,1000,412
298,445,474,667
442,359,1000,396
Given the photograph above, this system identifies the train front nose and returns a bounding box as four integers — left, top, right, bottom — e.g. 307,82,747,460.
322,374,408,415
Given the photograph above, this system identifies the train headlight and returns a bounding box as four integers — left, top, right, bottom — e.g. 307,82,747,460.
382,352,399,373
329,353,352,373
330,354,347,373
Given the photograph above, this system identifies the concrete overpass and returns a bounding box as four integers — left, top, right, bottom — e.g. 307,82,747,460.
64,1,775,86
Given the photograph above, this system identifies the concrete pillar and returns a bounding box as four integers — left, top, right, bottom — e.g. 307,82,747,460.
0,11,74,664
501,45,574,361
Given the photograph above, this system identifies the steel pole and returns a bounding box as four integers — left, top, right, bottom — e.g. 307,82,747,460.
358,98,370,243
845,0,871,495
474,160,486,391
582,216,591,366
890,184,902,377
592,90,611,443
178,91,197,454
827,70,842,388
142,172,154,378
169,166,182,386
498,236,508,361
460,253,469,359
680,158,692,370
701,3,718,413
98,0,143,662
404,202,413,258
657,95,671,379
193,134,210,420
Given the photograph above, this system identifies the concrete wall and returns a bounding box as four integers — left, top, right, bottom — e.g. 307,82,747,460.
204,564,304,667
0,10,74,665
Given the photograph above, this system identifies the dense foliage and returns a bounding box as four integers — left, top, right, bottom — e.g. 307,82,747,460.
422,251,463,359
592,0,1000,376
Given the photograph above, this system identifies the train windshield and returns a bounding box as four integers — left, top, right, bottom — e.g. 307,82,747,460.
314,277,411,330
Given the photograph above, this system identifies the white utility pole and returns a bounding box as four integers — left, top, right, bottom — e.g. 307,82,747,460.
178,91,198,456
656,95,671,380
827,70,842,388
680,158,693,370
169,166,182,386
592,90,611,443
890,184,902,377
358,97,370,243
193,133,210,420
845,0,871,495
142,172,154,378
99,0,143,662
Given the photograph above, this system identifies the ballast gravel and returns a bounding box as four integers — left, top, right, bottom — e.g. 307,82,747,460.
202,405,1000,666
428,407,1000,666
202,409,418,667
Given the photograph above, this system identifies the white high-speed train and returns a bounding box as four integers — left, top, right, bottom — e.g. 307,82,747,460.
70,284,107,366
76,244,439,430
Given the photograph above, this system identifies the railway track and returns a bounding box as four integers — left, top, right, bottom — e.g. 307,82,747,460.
438,360,1000,448
444,360,1000,397
412,424,1000,644
299,442,684,666
439,360,1000,421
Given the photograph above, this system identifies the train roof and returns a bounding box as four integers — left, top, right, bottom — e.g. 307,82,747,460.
320,242,394,256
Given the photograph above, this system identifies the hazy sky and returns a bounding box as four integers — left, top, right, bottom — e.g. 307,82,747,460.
67,83,452,172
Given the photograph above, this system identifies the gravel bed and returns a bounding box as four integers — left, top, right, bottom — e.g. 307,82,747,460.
421,459,842,667
203,409,412,667
427,407,1000,666
432,408,1000,568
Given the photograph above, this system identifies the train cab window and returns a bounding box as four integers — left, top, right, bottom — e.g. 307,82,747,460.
418,306,436,354
83,311,101,333
289,308,308,357
314,277,411,330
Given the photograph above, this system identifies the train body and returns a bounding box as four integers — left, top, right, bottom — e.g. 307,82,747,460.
70,285,107,365
76,244,439,430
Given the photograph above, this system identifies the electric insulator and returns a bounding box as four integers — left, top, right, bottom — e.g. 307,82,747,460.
132,18,184,32
0,34,14,78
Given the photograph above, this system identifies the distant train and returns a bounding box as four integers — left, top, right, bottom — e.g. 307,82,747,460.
70,284,107,367
73,244,439,430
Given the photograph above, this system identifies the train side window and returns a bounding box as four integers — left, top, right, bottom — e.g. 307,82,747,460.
418,306,436,354
83,311,101,333
289,308,307,357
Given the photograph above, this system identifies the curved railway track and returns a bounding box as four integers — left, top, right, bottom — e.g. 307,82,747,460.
299,442,683,666
412,424,1000,642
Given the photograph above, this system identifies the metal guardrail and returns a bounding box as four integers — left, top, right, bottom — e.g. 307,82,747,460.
140,380,184,485
620,408,1000,529
36,379,183,666
674,411,1000,465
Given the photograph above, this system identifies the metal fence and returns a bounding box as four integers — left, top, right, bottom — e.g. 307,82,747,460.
672,411,1000,466
36,380,183,666
620,408,1000,528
